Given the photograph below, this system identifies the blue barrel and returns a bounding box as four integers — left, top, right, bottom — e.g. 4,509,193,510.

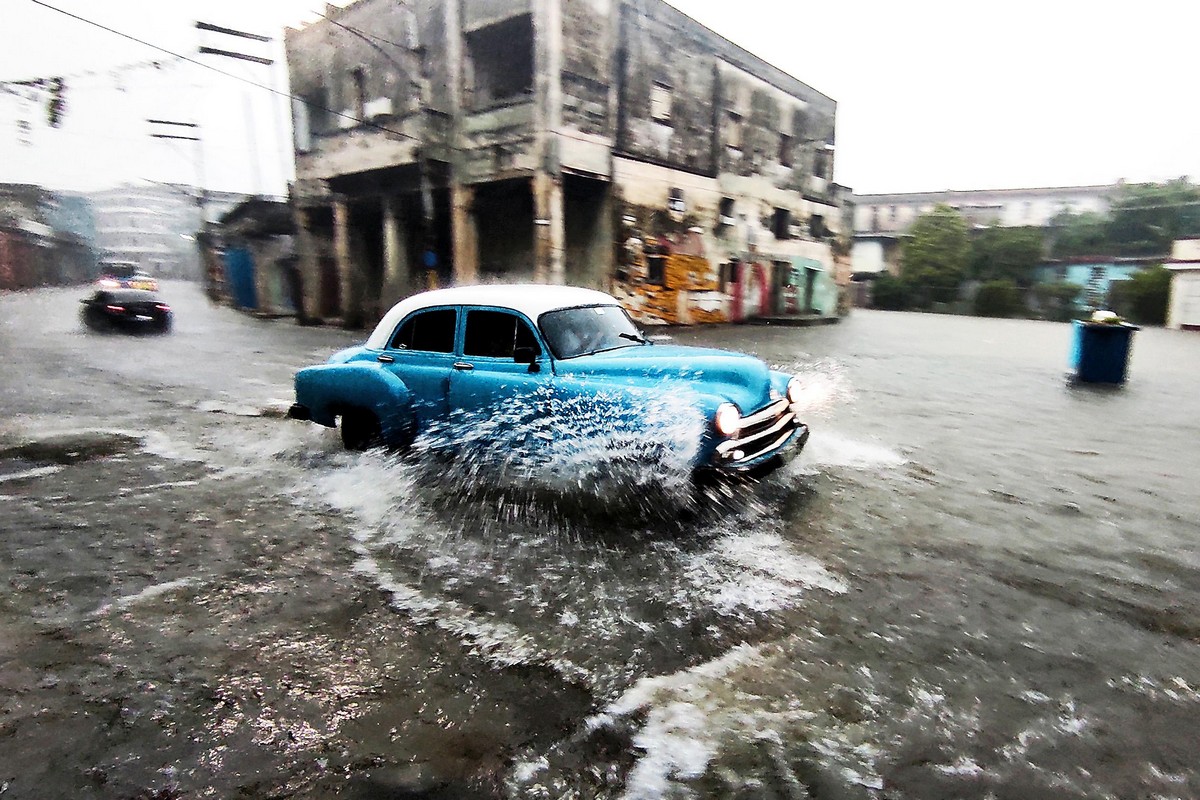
1071,321,1139,384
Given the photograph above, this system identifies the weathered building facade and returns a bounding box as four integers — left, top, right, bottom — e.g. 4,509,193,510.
286,0,844,328
0,184,96,291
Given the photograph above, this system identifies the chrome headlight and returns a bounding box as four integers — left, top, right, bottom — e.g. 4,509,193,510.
714,403,741,436
786,376,804,405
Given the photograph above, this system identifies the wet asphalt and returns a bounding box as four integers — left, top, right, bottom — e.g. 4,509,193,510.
2,281,1200,800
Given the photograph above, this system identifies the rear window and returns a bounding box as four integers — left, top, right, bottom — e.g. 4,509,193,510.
100,264,140,279
98,289,160,303
390,308,457,353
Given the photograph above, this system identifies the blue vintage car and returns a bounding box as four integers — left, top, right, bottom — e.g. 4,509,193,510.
288,285,809,479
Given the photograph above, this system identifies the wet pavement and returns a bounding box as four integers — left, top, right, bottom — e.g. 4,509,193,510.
2,281,1199,799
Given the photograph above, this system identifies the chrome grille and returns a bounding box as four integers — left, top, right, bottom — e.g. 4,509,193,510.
714,398,805,467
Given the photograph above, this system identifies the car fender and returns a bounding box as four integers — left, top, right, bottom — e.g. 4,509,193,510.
294,362,415,442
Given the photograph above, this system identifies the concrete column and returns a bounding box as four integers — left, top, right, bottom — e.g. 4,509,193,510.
533,171,565,284
450,183,477,285
333,196,360,328
381,194,408,307
292,205,319,323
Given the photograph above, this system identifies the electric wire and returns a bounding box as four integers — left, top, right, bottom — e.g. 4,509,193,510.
25,0,420,143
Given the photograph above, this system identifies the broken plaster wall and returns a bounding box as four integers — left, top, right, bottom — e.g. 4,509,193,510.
287,0,431,182
617,0,716,173
562,0,617,141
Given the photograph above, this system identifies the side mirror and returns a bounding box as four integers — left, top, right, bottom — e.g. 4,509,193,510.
514,345,541,373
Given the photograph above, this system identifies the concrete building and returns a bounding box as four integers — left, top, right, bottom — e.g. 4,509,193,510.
848,184,1117,277
286,0,845,328
0,184,96,290
1166,238,1200,331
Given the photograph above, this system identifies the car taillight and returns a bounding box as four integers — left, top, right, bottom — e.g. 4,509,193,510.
106,305,125,312
98,279,120,288
155,304,171,311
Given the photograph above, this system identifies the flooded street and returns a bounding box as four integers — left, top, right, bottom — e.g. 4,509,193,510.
3,281,1200,799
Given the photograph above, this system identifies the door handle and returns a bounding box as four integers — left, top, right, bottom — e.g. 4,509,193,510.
377,354,395,363
452,362,474,371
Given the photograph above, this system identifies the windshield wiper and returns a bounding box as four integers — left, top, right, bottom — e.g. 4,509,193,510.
619,332,650,345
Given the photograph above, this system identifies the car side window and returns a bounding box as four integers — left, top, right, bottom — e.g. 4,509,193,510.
390,308,457,353
463,309,539,359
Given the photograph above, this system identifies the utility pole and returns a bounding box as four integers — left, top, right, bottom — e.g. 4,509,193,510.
196,21,287,197
147,118,206,218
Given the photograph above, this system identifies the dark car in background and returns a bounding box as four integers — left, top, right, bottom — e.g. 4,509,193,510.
96,262,158,292
80,288,172,334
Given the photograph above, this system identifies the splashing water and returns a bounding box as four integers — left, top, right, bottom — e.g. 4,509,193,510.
775,359,856,419
406,385,706,519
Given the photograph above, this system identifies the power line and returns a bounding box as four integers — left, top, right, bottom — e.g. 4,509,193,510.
25,0,420,143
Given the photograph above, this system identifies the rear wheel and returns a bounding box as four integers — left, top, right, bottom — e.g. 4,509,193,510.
340,409,382,451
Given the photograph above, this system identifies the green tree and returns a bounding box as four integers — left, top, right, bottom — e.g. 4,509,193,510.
900,204,970,307
1048,210,1110,258
1032,280,1082,322
1107,179,1200,256
870,272,910,310
973,280,1024,317
1108,266,1172,325
971,226,1045,286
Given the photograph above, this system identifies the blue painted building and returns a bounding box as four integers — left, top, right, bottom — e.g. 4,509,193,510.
1035,258,1159,310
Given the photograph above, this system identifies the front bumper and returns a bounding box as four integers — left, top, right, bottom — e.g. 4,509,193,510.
287,403,311,421
711,398,809,473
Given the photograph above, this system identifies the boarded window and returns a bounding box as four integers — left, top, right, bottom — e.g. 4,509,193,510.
650,82,672,124
466,15,534,108
390,308,457,353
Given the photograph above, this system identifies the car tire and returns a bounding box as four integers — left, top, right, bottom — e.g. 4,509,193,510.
340,409,382,451
155,317,172,334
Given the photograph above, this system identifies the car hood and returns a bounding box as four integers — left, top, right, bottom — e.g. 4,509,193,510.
554,344,776,412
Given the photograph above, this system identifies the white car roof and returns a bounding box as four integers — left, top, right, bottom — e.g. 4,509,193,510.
364,283,621,349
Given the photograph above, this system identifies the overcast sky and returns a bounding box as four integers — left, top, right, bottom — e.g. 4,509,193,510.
2,0,1198,197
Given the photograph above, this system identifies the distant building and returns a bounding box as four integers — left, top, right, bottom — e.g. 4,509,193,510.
86,183,248,281
1166,238,1200,330
285,0,846,328
0,183,97,290
847,184,1117,277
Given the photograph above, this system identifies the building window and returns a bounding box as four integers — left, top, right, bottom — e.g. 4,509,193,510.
810,214,827,238
350,67,366,122
779,133,793,167
812,145,831,180
650,82,673,124
644,240,667,286
720,260,740,292
465,15,534,108
668,187,685,214
772,208,791,240
725,110,742,150
718,196,735,226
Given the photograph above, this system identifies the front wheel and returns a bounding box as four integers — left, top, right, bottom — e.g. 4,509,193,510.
340,409,382,451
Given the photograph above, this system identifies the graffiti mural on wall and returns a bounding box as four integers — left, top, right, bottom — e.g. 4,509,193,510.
610,199,838,326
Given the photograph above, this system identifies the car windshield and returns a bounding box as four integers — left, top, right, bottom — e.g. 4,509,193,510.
539,304,646,359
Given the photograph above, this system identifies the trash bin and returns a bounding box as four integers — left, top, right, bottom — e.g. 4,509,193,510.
1070,320,1139,384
